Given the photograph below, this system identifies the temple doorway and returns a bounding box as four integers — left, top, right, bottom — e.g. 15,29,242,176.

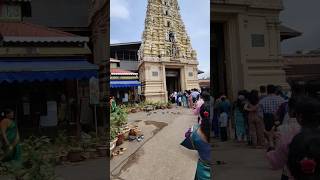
212,22,228,98
165,68,181,97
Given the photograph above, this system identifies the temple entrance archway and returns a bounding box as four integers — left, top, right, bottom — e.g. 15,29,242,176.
165,68,181,97
212,22,228,98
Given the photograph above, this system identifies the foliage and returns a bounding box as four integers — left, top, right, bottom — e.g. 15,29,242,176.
0,161,8,176
117,101,170,111
2,136,56,180
110,106,128,140
110,125,118,141
112,107,128,127
54,130,68,146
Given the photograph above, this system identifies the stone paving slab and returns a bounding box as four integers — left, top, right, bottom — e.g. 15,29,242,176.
212,140,282,180
114,108,198,180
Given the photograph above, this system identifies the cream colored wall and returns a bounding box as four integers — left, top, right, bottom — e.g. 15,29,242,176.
139,61,199,102
139,62,166,102
213,1,288,100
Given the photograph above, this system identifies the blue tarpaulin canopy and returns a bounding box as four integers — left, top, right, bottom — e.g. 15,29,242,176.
110,80,141,88
0,59,98,83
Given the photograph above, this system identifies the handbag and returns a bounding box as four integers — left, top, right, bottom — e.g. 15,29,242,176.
180,125,197,150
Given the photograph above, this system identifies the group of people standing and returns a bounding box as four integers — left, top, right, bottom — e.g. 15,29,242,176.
210,84,320,180
169,89,201,108
212,85,288,149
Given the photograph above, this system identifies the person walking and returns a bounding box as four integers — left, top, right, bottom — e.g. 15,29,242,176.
245,90,265,148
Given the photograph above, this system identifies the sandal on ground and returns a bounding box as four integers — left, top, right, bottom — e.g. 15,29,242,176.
128,135,136,141
112,151,120,156
120,147,127,152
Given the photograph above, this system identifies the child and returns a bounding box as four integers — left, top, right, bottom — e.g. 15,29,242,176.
219,109,228,142
287,128,320,180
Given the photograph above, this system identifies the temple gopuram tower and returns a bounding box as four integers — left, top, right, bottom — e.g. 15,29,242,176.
138,0,200,102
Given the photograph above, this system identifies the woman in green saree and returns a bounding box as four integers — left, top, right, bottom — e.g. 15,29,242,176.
0,109,21,162
110,96,117,112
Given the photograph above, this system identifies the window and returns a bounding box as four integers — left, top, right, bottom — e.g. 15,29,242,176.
124,51,130,60
152,71,158,77
117,51,124,60
169,32,175,42
165,10,168,16
7,5,19,17
0,5,21,19
167,21,171,27
129,51,137,61
251,34,265,47
110,50,116,58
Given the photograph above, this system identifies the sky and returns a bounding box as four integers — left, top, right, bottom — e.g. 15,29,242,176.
281,0,320,54
110,0,210,78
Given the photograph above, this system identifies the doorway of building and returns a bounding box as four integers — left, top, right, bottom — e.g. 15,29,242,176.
211,22,228,98
165,68,181,97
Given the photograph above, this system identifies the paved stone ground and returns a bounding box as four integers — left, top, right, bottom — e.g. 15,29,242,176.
212,140,282,180
111,107,199,180
55,158,108,180
0,158,108,180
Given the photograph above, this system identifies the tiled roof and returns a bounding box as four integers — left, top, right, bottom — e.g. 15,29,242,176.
111,68,138,76
0,21,88,43
110,41,141,47
280,25,302,40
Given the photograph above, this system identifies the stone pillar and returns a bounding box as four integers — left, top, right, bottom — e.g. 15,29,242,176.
90,0,108,128
162,64,168,102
